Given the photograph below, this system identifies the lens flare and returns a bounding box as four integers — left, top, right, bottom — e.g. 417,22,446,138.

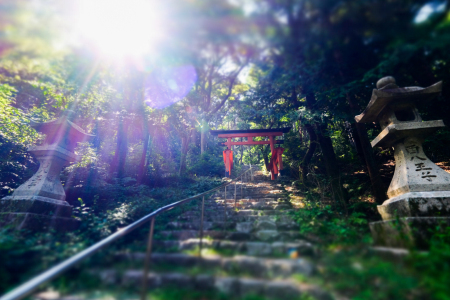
414,1,447,23
144,65,197,109
72,0,166,59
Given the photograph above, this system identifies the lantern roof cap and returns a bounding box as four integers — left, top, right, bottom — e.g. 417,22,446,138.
355,81,442,123
30,110,94,138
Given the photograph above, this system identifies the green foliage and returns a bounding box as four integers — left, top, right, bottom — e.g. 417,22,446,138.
0,176,222,294
1,1,450,299
0,228,91,293
0,84,39,145
148,288,228,300
188,152,224,177
410,226,450,299
321,250,420,300
292,202,450,299
292,202,373,247
31,286,308,300
0,84,40,196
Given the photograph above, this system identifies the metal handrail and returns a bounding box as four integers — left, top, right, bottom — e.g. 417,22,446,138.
0,165,256,300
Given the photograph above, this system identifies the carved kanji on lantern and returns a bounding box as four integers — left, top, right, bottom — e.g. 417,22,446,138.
356,76,450,249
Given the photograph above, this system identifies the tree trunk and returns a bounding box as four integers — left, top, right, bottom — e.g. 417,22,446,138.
200,130,206,154
239,138,244,165
92,120,101,151
117,121,129,179
315,123,348,207
191,127,197,145
145,135,152,172
300,124,317,184
346,93,386,204
137,120,149,184
332,47,386,204
348,122,365,164
179,136,189,176
110,117,129,179
298,121,303,145
355,122,386,203
262,145,270,172
304,92,348,206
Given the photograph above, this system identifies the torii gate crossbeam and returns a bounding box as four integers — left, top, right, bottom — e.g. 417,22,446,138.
210,128,290,180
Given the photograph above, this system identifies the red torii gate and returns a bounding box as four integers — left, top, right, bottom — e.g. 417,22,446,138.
210,128,290,180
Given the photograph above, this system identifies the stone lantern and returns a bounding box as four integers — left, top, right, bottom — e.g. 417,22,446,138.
355,76,450,249
0,111,93,230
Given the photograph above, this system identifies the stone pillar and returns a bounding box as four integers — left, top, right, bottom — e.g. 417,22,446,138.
0,111,93,231
355,76,450,249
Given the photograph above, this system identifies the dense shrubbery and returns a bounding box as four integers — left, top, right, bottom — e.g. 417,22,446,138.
0,175,222,294
1,0,450,298
290,194,450,300
188,152,225,177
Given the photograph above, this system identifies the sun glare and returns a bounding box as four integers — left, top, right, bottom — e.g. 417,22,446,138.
72,0,165,59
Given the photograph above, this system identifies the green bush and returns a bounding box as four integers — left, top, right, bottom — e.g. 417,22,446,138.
290,197,450,299
291,202,373,247
0,176,222,294
411,226,450,299
188,152,225,177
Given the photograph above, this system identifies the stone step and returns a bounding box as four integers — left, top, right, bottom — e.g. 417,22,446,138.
179,209,295,219
216,187,283,192
213,198,288,203
177,214,297,224
236,209,295,215
212,199,283,204
156,239,315,257
204,203,292,210
166,217,298,232
177,215,294,224
157,229,303,242
214,186,284,191
157,230,246,241
113,271,333,300
240,182,279,186
166,221,235,231
210,201,284,206
213,193,287,199
115,253,315,278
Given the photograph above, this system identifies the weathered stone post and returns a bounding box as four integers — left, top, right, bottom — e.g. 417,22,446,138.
0,111,93,230
355,76,450,249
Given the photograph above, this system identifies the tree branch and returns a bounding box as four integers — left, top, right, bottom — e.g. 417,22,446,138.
209,61,248,115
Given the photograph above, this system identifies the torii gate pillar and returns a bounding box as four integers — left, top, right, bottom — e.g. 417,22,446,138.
210,128,290,180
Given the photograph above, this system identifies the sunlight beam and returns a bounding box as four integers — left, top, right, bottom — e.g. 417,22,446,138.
71,0,166,59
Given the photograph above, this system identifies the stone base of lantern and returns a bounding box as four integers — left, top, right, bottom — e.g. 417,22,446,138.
369,216,450,250
0,195,73,217
0,195,79,231
377,191,450,220
372,191,450,250
0,212,80,231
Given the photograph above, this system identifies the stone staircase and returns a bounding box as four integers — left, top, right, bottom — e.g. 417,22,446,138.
36,169,335,300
